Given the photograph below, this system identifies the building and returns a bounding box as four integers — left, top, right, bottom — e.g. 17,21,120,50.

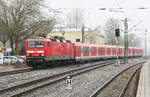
47,27,104,44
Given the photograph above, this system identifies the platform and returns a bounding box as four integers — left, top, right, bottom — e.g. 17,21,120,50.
136,60,150,97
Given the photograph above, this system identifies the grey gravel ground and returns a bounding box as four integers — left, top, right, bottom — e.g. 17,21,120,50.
0,64,82,90
0,61,110,90
20,58,144,97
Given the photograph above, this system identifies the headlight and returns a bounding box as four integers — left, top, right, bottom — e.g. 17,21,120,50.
27,53,29,56
41,54,44,56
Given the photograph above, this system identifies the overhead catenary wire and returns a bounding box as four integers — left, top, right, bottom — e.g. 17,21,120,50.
114,0,127,17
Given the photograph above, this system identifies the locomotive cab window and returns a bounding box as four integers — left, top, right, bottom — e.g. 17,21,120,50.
28,41,35,48
27,41,44,48
36,41,44,48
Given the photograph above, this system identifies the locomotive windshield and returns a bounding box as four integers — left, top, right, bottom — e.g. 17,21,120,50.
28,41,44,48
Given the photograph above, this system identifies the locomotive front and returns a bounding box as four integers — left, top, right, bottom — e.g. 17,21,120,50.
26,39,48,68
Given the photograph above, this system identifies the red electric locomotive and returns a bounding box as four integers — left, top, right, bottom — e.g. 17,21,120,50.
26,38,74,68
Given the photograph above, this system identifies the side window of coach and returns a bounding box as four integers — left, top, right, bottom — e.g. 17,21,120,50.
76,48,78,54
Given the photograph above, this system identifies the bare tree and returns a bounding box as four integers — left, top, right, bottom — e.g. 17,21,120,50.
128,33,141,47
66,8,85,29
0,0,55,55
0,22,9,47
103,17,123,45
0,0,10,47
103,17,142,47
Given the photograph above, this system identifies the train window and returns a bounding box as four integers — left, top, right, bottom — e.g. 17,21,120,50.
107,49,111,53
28,41,35,48
48,42,50,48
95,48,97,54
115,49,117,53
76,48,78,54
36,41,44,48
76,48,79,54
91,48,94,53
87,48,89,53
102,49,105,53
78,48,81,54
84,48,86,54
112,49,115,53
86,48,88,53
76,48,81,54
98,48,101,53
84,48,85,53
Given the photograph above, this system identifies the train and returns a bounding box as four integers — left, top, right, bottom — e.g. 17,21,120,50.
26,38,143,68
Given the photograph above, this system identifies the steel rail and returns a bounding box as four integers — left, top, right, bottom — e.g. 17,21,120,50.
0,68,33,77
0,61,115,97
89,61,145,97
119,65,142,97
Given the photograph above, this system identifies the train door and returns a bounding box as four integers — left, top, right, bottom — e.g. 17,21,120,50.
102,47,105,56
112,48,116,56
98,47,101,56
91,47,94,56
107,48,111,56
75,46,81,59
83,46,89,57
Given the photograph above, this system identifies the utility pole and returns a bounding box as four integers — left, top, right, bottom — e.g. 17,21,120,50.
81,25,85,43
145,29,147,59
124,18,128,63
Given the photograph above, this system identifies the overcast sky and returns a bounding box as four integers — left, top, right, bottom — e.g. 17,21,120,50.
45,0,150,54
45,0,149,30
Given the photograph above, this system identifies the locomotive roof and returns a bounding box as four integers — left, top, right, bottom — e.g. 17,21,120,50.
26,38,70,43
27,39,50,41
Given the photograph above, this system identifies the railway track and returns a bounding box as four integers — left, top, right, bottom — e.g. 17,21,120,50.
89,61,145,97
0,58,139,77
0,68,33,77
0,60,115,97
118,64,142,97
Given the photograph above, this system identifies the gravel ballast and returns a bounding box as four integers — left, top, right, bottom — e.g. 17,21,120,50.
20,59,144,97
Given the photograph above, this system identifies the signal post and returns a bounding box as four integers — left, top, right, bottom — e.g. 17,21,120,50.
115,28,120,65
